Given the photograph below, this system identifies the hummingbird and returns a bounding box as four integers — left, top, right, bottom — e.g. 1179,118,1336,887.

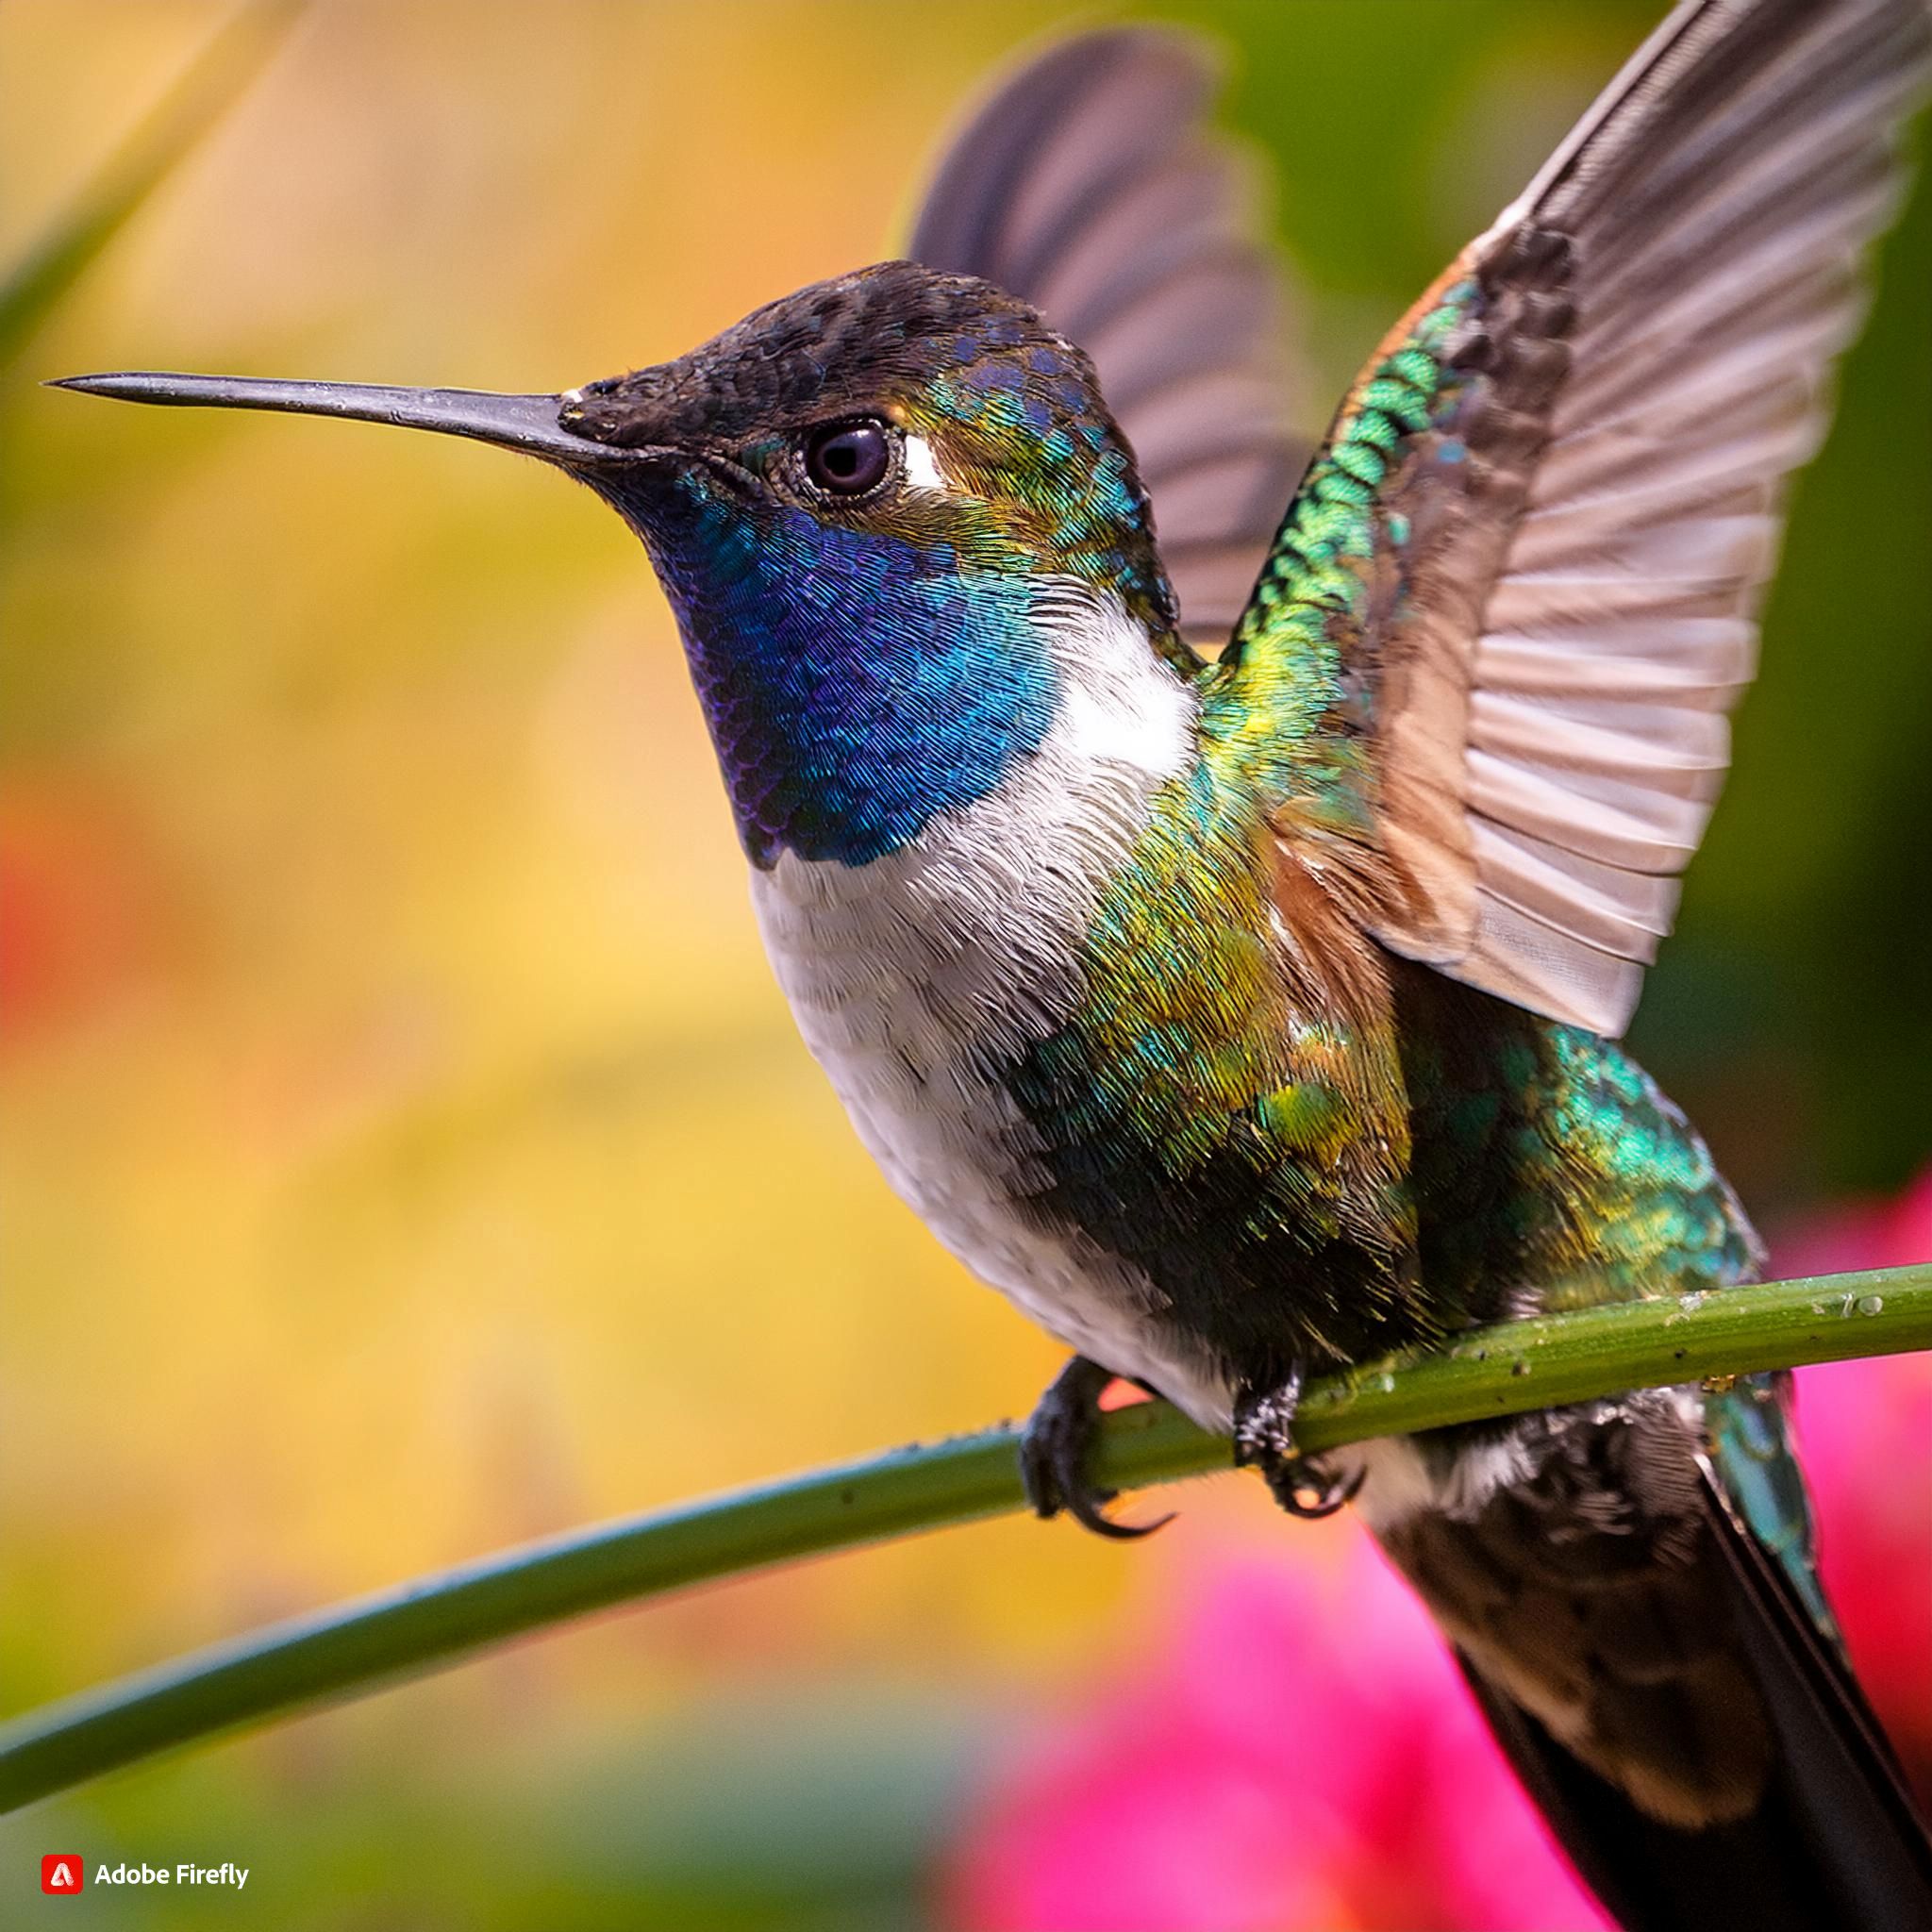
55,1,1932,1925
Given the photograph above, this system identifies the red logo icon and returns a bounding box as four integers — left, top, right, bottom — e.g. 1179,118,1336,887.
41,1856,85,1894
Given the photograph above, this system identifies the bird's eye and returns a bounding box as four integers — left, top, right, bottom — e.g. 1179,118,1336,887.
801,421,891,496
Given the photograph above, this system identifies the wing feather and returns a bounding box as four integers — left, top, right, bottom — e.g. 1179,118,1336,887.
1219,0,1929,1034
910,27,1309,644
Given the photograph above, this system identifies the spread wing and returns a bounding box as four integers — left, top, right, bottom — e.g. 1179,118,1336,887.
910,27,1309,646
1217,0,1930,1037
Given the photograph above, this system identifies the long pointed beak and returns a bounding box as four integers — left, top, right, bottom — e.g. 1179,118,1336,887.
47,372,650,470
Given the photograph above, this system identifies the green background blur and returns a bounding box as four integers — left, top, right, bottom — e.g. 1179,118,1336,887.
4,3,1927,1925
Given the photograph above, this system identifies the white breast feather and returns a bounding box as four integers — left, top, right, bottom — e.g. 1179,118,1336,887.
749,592,1237,1426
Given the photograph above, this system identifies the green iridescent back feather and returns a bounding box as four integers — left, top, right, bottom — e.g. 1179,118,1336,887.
1003,755,1421,1384
991,262,1826,1627
1203,275,1483,836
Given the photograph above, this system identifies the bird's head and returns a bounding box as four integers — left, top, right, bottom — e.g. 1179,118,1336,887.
59,262,1183,868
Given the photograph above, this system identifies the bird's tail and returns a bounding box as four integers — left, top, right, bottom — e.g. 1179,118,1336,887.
1371,1384,1932,1932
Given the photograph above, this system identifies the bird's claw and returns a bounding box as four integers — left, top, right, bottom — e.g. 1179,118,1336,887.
1020,1356,1174,1541
1234,1368,1364,1521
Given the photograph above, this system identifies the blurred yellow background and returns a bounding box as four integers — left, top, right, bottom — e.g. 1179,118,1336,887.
4,3,1927,1925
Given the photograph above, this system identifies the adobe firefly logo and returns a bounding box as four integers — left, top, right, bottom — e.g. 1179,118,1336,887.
41,1855,85,1894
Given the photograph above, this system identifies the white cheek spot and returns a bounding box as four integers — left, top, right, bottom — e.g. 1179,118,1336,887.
902,434,947,493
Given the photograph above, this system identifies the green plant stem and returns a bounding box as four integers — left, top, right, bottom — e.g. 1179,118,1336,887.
3,1263,1928,1814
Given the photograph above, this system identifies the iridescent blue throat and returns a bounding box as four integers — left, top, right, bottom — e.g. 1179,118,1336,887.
614,472,1058,867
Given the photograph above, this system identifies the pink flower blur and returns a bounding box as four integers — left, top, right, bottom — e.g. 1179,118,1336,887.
1778,1163,1932,1797
944,1164,1931,1931
944,1533,1610,1932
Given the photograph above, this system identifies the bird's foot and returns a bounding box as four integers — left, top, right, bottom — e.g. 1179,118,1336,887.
1234,1367,1363,1520
1019,1355,1174,1541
